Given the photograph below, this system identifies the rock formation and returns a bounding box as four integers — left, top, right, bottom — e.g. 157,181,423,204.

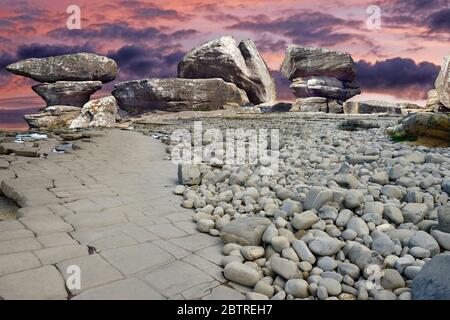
70,96,118,129
177,36,276,104
5,53,118,129
281,46,360,113
344,100,403,115
112,78,249,114
32,81,102,107
424,56,449,112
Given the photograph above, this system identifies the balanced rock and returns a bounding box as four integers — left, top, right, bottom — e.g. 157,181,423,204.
32,81,102,107
344,100,402,114
435,55,450,109
178,36,276,104
281,46,357,82
6,53,117,83
112,78,249,114
70,96,118,129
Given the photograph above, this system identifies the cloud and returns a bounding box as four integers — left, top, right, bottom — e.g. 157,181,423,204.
119,0,192,21
426,8,450,32
356,57,440,99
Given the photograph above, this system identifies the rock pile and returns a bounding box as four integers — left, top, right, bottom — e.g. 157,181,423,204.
281,46,361,113
424,55,450,112
6,53,118,129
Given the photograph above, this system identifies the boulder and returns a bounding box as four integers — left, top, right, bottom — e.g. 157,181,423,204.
32,81,102,107
220,217,272,246
387,113,450,145
112,78,249,114
291,97,328,112
70,96,118,129
343,100,402,114
435,55,450,109
290,77,360,101
425,89,446,112
24,106,81,129
6,53,117,83
412,254,450,300
281,46,357,82
177,36,275,104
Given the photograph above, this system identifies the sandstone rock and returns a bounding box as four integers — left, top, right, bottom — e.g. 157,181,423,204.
413,254,450,300
425,89,446,111
6,53,117,83
281,46,357,82
112,78,249,113
178,36,275,104
24,106,81,129
220,217,272,246
344,100,402,114
32,81,102,107
435,55,450,109
70,96,118,129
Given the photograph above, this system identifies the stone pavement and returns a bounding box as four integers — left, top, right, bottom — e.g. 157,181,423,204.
0,129,245,300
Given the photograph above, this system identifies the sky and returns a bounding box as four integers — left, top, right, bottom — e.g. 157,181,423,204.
0,0,449,130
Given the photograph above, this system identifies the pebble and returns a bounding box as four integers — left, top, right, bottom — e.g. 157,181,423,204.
381,269,405,290
319,278,342,296
240,246,265,261
308,237,343,256
269,256,302,280
292,240,316,264
271,236,290,253
254,280,274,298
284,279,309,298
291,211,320,230
197,219,215,233
317,256,338,271
224,261,261,287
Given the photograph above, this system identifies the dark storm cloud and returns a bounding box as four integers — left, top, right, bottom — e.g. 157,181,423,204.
426,8,450,32
356,57,440,91
47,23,199,43
227,11,364,47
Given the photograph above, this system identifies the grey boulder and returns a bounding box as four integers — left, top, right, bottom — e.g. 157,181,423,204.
32,81,102,107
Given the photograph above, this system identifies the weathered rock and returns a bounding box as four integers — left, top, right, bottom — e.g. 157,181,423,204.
425,89,446,111
413,254,450,300
112,78,249,113
177,36,275,104
32,81,102,107
290,77,360,101
291,97,328,112
344,100,402,114
435,55,450,109
220,217,272,246
70,96,118,129
6,53,117,83
388,113,450,146
281,46,357,82
24,107,80,129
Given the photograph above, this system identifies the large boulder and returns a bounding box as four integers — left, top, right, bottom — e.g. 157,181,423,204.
32,81,102,107
70,96,118,129
6,53,117,83
112,78,249,114
343,100,403,114
177,36,275,104
425,89,446,112
387,113,450,145
435,55,450,109
24,105,81,129
290,76,360,101
281,46,357,82
412,254,450,300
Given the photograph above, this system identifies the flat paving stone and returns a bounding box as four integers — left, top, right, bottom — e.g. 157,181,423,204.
72,278,164,300
145,223,188,239
88,235,138,251
36,232,78,248
0,252,41,276
19,214,73,235
64,211,128,229
0,265,67,300
169,233,222,253
0,229,34,241
101,243,175,275
202,285,246,300
144,261,214,298
34,244,89,265
57,254,123,295
0,237,42,255
0,220,24,232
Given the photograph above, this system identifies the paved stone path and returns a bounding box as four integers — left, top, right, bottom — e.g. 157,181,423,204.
0,129,245,300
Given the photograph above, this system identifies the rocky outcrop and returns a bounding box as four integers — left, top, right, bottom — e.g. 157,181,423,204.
281,46,360,113
32,81,102,107
70,96,118,129
344,100,403,115
435,55,449,110
388,112,450,145
24,105,81,129
112,78,249,114
281,46,357,82
6,53,117,83
178,36,275,104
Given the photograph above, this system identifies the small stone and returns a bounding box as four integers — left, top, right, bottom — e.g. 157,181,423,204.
409,231,440,256
346,217,369,237
173,185,185,195
431,228,450,250
285,279,309,298
254,280,274,298
291,211,320,230
317,286,329,300
271,236,290,253
240,246,265,261
402,203,428,224
381,269,405,290
246,292,269,300
269,256,302,280
384,206,404,225
197,219,215,233
374,289,397,300
224,261,260,287
370,171,389,185
409,247,431,259
317,256,338,271
344,190,363,209
308,237,343,256
319,278,342,296
292,240,316,264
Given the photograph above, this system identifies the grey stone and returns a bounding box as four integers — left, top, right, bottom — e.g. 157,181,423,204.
291,210,320,230
409,231,440,256
413,254,450,300
269,256,302,279
220,217,271,246
32,81,102,107
285,279,309,298
224,261,260,287
308,237,343,256
381,269,405,290
402,203,428,224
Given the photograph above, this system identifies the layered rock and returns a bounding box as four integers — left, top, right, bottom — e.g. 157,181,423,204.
32,81,102,107
24,106,81,129
281,46,360,113
344,100,403,115
70,96,118,129
6,53,117,83
435,55,449,110
112,78,249,113
177,36,275,104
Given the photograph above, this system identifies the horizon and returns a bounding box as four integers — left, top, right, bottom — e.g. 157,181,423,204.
1,0,449,130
